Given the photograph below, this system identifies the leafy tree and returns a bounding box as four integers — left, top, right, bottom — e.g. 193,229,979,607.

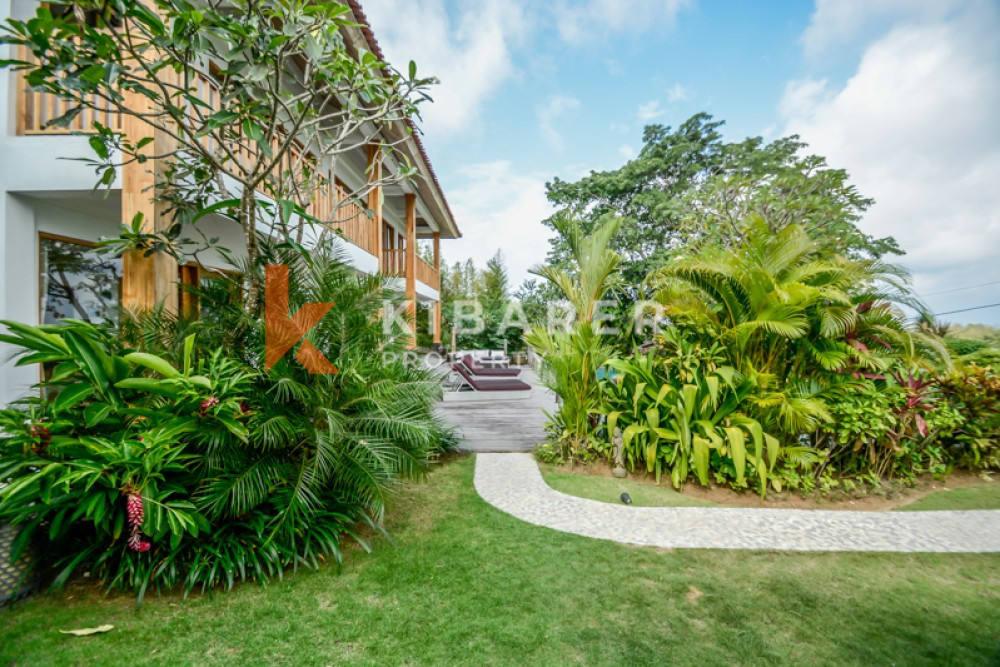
542,113,899,287
678,136,899,259
2,0,434,308
513,279,554,326
481,251,509,314
545,114,725,285
438,252,522,350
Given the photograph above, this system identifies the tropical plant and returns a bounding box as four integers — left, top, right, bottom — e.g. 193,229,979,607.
938,364,1000,470
598,331,781,494
814,370,965,481
525,214,622,458
531,212,623,324
646,222,947,436
0,242,453,602
526,323,610,458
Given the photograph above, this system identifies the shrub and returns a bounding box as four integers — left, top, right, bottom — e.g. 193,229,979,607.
598,331,781,494
0,246,452,601
527,323,611,459
816,371,968,482
938,364,1000,470
945,338,988,357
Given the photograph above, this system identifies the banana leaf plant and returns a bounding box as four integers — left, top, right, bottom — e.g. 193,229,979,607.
598,335,781,495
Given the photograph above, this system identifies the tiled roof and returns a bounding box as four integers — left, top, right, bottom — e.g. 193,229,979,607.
346,0,459,237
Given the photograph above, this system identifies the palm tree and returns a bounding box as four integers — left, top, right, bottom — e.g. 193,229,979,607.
530,212,623,323
525,213,622,456
646,222,945,433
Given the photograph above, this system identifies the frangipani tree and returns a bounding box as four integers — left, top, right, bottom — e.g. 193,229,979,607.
1,0,435,307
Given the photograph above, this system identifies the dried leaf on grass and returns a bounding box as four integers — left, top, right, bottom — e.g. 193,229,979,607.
59,625,114,636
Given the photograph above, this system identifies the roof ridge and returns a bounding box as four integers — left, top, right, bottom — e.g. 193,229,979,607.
346,0,458,235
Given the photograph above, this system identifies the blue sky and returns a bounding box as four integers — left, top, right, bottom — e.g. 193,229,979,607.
364,0,1000,326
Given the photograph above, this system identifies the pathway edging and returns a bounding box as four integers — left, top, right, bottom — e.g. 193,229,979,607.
474,453,1000,553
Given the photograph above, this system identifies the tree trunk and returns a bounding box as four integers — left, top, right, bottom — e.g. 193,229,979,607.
241,187,260,314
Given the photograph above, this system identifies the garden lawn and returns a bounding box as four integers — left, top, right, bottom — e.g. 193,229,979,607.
897,480,1000,511
3,455,999,666
542,466,715,507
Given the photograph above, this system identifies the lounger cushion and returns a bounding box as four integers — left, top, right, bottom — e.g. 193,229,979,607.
461,356,521,377
452,364,530,391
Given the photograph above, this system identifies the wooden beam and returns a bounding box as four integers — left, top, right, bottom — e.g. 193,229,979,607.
405,193,417,349
120,87,178,314
433,232,441,345
367,144,383,271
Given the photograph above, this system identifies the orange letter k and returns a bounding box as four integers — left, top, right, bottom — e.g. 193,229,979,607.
264,264,339,374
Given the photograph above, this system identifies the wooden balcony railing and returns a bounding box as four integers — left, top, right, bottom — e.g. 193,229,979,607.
416,255,439,290
382,248,404,277
16,46,124,134
312,180,378,257
14,50,443,290
381,249,439,290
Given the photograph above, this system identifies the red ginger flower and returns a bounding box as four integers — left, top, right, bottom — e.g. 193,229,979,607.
128,533,151,552
125,493,151,552
126,493,144,529
29,424,51,453
199,396,220,416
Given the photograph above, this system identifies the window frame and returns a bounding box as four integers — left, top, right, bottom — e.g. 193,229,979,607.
37,231,123,384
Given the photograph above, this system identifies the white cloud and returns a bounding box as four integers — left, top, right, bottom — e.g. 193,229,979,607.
637,100,665,121
782,0,1000,323
536,95,581,150
360,0,526,138
442,162,557,288
801,0,966,57
667,83,690,102
619,144,637,161
554,0,691,45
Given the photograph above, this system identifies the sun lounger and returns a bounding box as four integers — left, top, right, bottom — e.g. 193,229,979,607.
453,349,511,368
461,355,521,377
450,363,531,391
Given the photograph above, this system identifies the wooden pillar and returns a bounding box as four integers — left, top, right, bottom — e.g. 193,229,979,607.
433,232,441,345
404,193,417,349
178,264,200,319
120,89,177,314
366,145,383,271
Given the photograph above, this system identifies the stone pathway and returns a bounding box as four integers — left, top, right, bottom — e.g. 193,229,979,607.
474,453,1000,553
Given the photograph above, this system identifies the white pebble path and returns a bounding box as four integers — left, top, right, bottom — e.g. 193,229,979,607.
474,453,1000,553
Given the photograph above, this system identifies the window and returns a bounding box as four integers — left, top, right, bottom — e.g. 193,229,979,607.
178,263,242,319
48,2,122,28
40,234,121,325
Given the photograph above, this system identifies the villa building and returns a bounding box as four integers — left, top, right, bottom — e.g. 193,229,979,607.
0,0,460,405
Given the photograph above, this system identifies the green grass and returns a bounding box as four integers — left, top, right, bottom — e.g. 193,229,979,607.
3,455,1000,666
896,480,1000,511
542,466,715,507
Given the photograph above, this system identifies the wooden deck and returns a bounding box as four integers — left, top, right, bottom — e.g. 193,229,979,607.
437,369,557,452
